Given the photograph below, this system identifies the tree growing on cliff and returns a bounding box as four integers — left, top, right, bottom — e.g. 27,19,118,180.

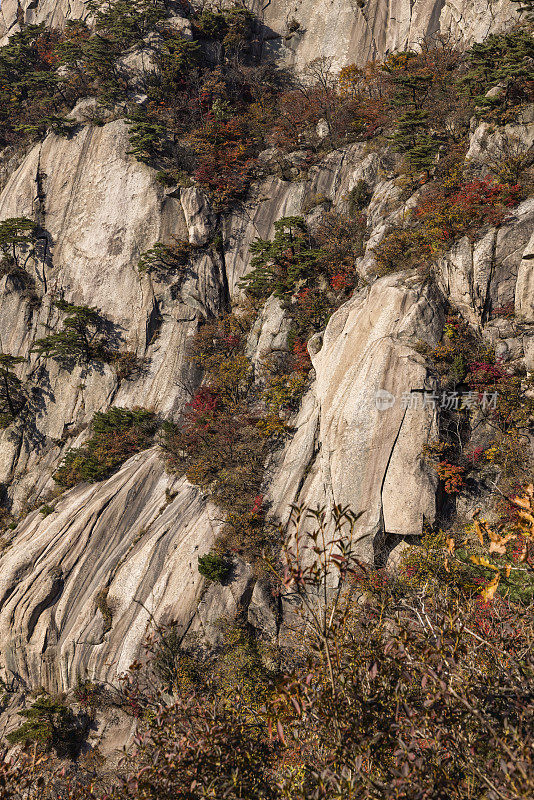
6,694,86,756
240,217,322,302
0,217,38,276
0,354,26,427
54,406,158,487
31,300,105,364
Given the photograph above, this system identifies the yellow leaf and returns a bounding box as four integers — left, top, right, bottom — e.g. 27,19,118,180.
505,564,512,578
470,555,498,570
473,520,485,545
481,573,500,602
446,536,455,555
517,510,534,532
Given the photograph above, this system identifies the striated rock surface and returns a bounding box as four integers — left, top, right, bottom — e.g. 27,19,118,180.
0,0,531,707
1,1,518,66
257,0,518,72
0,448,224,691
268,275,443,562
0,0,88,42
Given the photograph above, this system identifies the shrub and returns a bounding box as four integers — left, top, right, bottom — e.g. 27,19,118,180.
347,179,371,213
373,175,521,274
240,217,322,303
0,217,38,277
6,694,86,756
198,551,232,583
54,407,158,487
95,586,113,634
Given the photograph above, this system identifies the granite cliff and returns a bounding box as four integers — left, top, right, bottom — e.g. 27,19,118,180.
0,0,531,757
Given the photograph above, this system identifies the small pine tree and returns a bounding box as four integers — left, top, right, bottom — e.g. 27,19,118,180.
389,109,438,175
31,299,104,364
87,0,168,49
0,354,26,426
138,239,192,275
198,551,232,583
0,217,37,275
54,407,158,487
6,695,81,753
126,107,168,165
240,216,322,302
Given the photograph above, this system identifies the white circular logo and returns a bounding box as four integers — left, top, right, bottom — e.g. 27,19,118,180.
374,389,396,411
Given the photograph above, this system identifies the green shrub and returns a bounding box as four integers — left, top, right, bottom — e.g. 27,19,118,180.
347,179,371,213
54,407,158,487
0,353,26,427
198,551,232,583
6,694,85,755
138,239,191,276
95,587,113,634
0,217,38,276
240,217,322,302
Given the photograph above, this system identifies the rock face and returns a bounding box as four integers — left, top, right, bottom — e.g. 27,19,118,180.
268,275,443,563
0,449,222,691
0,0,88,42
0,119,225,512
0,0,531,703
1,1,518,65
256,0,517,71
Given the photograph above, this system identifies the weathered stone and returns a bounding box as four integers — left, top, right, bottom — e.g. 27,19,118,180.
269,275,443,562
258,0,517,73
0,450,223,692
180,187,215,246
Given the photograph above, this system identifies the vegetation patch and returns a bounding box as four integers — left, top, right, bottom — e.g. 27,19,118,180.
54,406,158,487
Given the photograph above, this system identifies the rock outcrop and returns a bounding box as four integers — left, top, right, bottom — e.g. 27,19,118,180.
1,1,519,65
257,0,517,71
0,0,531,706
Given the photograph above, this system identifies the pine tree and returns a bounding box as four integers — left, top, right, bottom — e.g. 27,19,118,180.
382,53,438,175
87,0,168,49
0,217,37,275
0,354,26,426
240,217,323,301
6,695,80,753
138,240,191,276
31,300,105,364
126,106,168,164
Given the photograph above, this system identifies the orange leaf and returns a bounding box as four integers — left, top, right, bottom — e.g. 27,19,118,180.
481,573,500,601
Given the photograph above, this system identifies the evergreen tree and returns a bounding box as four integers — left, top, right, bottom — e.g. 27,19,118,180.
6,695,81,754
240,217,323,302
0,217,37,275
382,53,438,175
460,28,534,117
0,354,26,426
138,240,191,276
32,300,104,364
87,0,168,49
126,106,169,164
